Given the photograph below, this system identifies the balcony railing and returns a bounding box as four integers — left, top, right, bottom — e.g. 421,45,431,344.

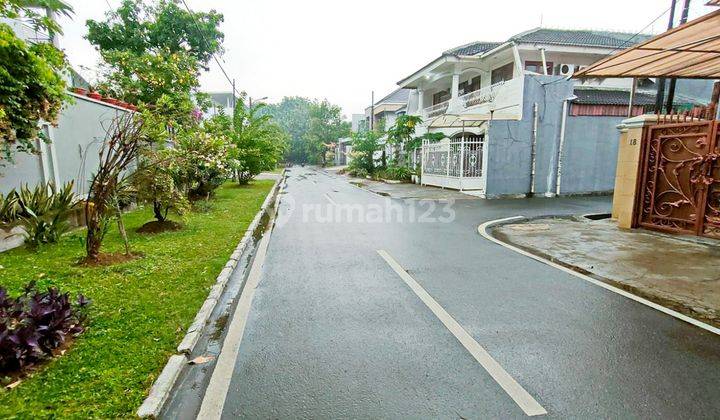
459,81,505,109
422,100,450,119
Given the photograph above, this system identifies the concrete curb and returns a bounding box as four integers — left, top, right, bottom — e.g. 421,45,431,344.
478,216,720,337
136,172,285,418
136,355,186,418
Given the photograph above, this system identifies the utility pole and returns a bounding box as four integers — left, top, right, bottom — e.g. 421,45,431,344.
665,0,691,112
370,91,375,131
232,79,236,110
654,0,677,114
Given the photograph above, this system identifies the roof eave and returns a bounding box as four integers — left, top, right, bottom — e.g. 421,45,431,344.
397,55,456,88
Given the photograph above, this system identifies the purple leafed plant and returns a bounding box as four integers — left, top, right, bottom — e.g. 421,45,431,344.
0,281,90,373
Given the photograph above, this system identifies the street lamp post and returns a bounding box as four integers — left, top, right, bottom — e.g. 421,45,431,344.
248,96,268,107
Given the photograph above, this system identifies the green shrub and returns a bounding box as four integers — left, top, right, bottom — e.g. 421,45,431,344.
377,165,413,181
0,24,68,163
349,167,369,178
133,150,189,223
7,182,78,249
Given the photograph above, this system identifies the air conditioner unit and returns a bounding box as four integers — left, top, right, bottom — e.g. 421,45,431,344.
558,63,575,76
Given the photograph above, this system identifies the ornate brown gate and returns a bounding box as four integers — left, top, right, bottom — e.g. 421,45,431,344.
636,120,720,237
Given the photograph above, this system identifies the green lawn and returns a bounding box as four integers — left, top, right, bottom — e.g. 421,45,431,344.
0,180,275,418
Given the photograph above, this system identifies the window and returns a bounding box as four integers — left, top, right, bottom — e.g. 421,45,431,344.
460,76,482,95
432,90,450,105
524,60,554,75
491,62,514,84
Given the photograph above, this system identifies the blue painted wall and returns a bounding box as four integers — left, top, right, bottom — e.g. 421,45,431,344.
561,115,621,194
485,75,573,197
485,74,620,197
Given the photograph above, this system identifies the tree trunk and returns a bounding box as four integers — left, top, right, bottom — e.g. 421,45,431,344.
85,201,102,261
115,201,131,255
153,201,166,222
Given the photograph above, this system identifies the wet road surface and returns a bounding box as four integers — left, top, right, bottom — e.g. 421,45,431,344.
203,166,720,419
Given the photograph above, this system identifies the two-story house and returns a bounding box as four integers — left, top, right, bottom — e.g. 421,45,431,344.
397,28,707,197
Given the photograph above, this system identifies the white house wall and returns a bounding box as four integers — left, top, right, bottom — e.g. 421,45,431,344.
1,96,131,195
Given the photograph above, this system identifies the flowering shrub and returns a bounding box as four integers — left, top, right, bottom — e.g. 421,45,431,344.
0,282,90,373
133,150,189,223
173,131,231,199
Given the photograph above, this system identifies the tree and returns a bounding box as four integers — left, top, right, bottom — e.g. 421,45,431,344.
132,149,189,223
173,128,231,198
348,130,381,176
303,100,350,166
0,0,71,163
84,115,147,263
261,96,312,163
86,0,223,67
229,99,288,184
86,0,223,126
386,115,423,164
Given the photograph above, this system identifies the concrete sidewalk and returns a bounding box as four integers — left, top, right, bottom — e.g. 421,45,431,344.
492,217,720,327
323,168,479,200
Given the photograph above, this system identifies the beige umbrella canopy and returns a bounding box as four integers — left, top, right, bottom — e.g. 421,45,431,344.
575,8,720,79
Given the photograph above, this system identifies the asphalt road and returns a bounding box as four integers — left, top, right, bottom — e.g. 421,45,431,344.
206,166,720,419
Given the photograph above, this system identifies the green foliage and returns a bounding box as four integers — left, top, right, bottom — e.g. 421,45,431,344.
407,131,445,151
0,181,275,418
0,0,73,36
98,50,201,123
376,164,414,182
21,208,70,249
304,100,350,166
348,129,381,175
0,190,19,226
229,99,288,184
173,128,232,198
387,115,423,161
261,96,312,163
87,0,223,129
86,0,223,67
10,182,77,249
0,24,69,162
348,167,368,178
132,150,189,222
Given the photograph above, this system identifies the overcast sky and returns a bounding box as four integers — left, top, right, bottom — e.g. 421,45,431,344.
57,0,715,118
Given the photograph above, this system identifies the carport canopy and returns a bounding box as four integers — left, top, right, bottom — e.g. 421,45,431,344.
574,8,720,79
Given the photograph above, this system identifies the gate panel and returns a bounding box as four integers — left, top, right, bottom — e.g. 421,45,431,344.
637,121,716,235
702,121,720,237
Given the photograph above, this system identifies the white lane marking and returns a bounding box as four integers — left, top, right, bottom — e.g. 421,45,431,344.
478,217,720,336
196,226,274,419
376,249,547,417
324,192,338,206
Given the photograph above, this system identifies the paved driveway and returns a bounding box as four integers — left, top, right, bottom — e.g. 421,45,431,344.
201,166,720,419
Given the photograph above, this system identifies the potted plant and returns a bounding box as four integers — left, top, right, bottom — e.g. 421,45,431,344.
102,97,119,105
87,90,102,100
72,87,87,95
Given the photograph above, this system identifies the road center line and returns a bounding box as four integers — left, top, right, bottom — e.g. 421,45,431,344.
376,249,547,417
195,224,274,420
324,192,338,206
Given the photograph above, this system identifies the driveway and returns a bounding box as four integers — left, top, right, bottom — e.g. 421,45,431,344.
196,166,720,419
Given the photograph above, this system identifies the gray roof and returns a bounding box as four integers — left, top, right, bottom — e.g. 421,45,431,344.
573,88,657,106
444,28,652,57
375,88,412,105
511,28,651,49
445,41,501,56
572,87,702,106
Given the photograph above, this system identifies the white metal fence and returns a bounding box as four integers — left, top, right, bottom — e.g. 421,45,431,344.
420,136,484,190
